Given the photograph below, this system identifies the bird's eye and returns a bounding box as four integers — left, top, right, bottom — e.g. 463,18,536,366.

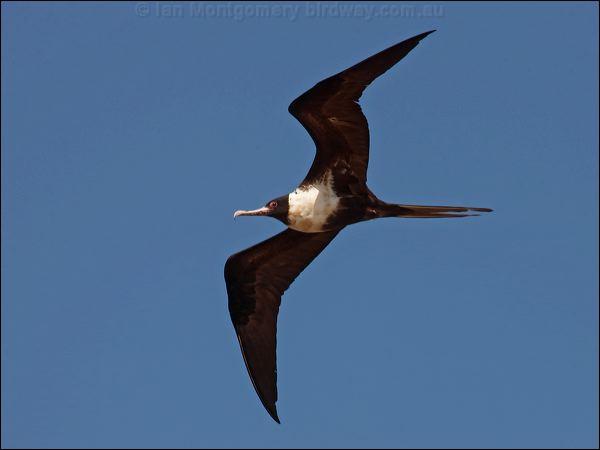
269,201,278,208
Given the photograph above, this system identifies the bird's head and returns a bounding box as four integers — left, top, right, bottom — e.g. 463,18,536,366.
234,195,289,225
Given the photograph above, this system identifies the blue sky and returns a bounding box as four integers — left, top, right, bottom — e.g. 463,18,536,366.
1,2,598,448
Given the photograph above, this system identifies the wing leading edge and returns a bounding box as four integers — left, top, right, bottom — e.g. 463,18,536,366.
289,30,436,193
225,228,341,422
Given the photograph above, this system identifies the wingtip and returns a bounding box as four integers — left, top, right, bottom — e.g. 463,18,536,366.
406,29,436,46
267,406,281,424
419,29,437,40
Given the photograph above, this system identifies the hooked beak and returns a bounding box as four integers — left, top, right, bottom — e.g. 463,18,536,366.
233,206,271,218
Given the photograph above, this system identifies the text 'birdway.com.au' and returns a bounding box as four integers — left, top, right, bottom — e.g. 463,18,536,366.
134,2,445,22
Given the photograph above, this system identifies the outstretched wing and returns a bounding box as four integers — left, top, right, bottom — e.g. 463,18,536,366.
224,228,340,423
289,30,435,195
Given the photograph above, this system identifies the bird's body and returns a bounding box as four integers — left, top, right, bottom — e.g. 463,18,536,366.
287,172,340,232
225,30,492,423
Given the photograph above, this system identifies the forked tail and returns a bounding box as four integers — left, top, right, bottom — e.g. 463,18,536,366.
378,202,493,218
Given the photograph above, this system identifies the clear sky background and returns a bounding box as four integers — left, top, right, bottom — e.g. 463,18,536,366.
1,2,598,448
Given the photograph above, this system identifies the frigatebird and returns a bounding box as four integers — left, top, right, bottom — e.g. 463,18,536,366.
225,30,491,423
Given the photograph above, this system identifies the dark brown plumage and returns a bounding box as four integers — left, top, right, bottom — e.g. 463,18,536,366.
225,30,491,423
289,30,435,195
225,229,339,423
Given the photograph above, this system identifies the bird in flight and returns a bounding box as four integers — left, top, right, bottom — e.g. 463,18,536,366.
225,30,491,423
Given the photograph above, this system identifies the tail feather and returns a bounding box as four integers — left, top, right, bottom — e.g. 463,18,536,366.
380,203,493,219
401,213,481,218
400,204,492,213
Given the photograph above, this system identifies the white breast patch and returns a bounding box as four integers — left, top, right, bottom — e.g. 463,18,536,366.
287,172,340,233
